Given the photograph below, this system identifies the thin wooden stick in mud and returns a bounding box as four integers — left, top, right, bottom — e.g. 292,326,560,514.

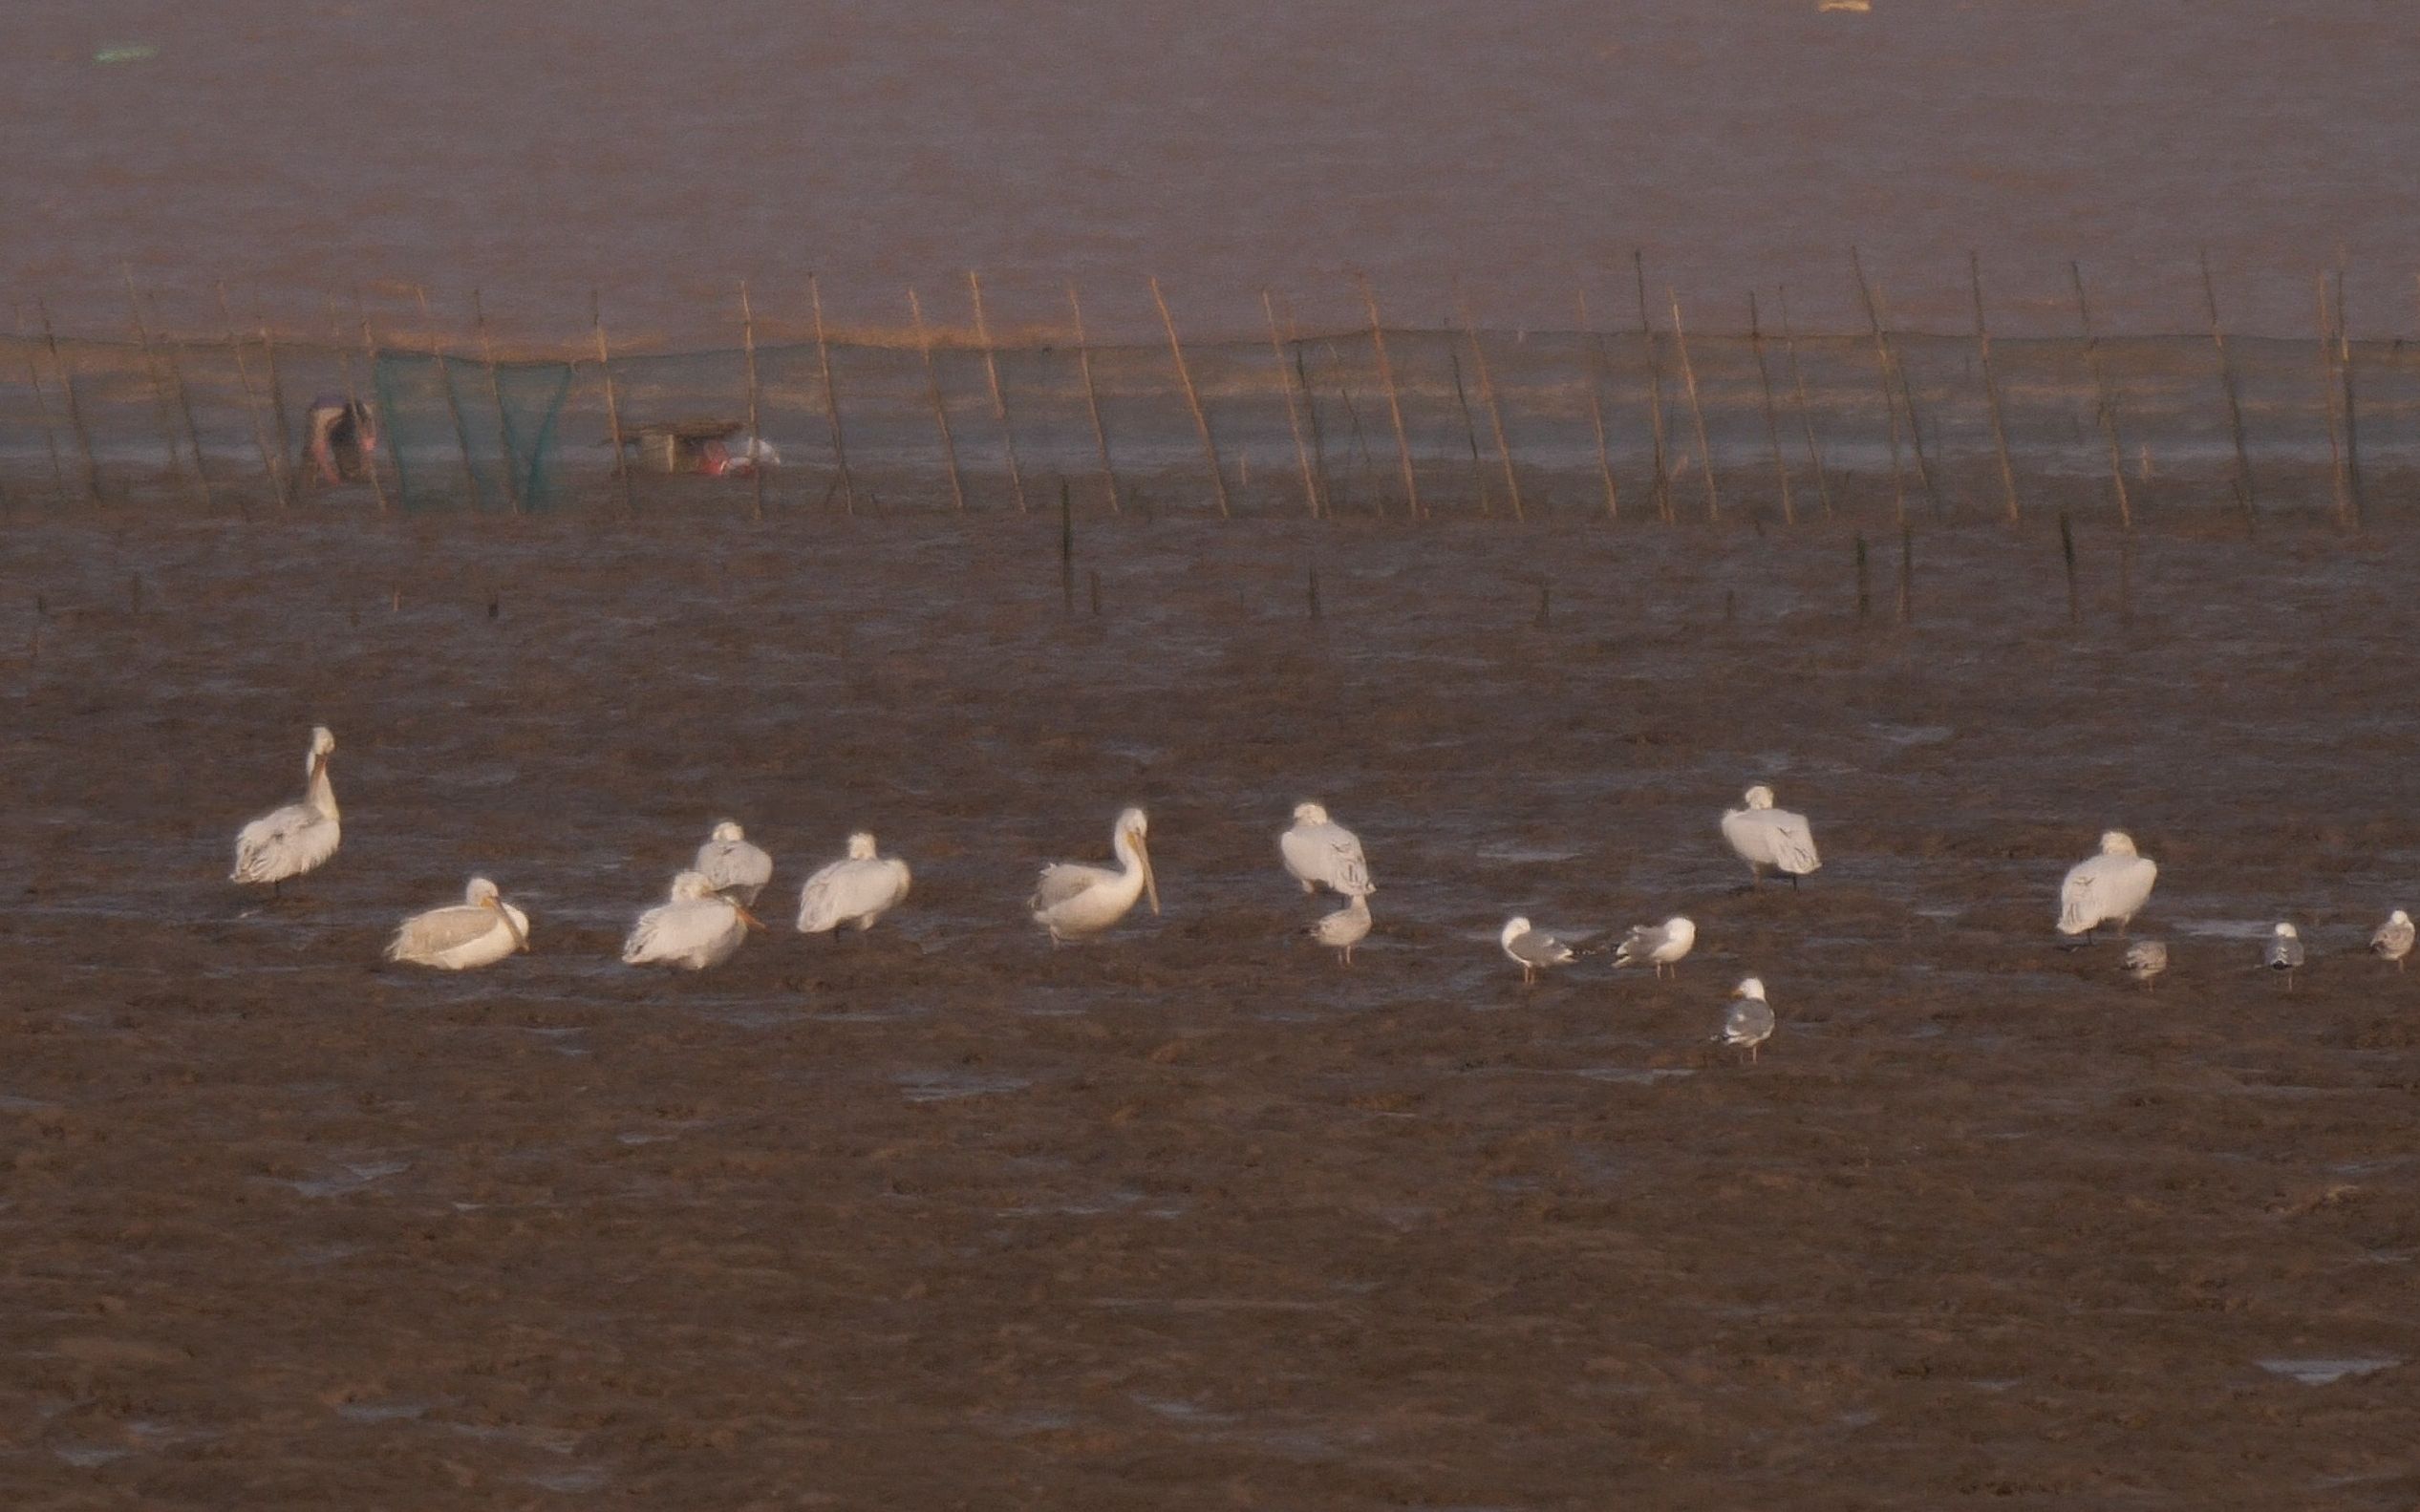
1853,533,1871,620
415,286,480,506
219,282,289,508
1149,276,1230,519
740,280,766,522
2198,252,2256,524
150,294,225,516
1356,271,1420,520
807,274,857,516
1632,251,1672,522
1746,291,1792,526
123,269,203,508
1447,349,1489,516
967,272,1030,515
13,302,72,507
2332,267,2363,528
906,287,967,513
591,289,634,513
1065,283,1120,515
1668,288,1718,522
1575,289,1619,521
1060,480,1075,612
2059,511,2080,624
1776,285,1831,521
469,290,517,514
2067,262,2131,530
2314,273,2350,528
1262,290,1320,519
1849,248,1907,526
328,295,390,514
1459,293,1524,522
1897,524,1914,625
1969,253,2020,524
41,302,103,503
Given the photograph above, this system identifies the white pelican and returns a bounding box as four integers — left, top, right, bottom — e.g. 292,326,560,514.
230,726,340,894
386,877,529,970
1500,917,1574,985
2123,939,2169,990
796,832,912,936
1720,785,1820,885
1613,915,1697,978
1718,977,1776,1062
622,870,764,970
1030,807,1158,943
2370,909,2412,970
1309,894,1372,965
2264,922,2305,990
1280,802,1374,898
694,820,772,905
2057,830,2157,941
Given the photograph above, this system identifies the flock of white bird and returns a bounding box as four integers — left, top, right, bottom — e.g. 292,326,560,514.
227,728,2413,1063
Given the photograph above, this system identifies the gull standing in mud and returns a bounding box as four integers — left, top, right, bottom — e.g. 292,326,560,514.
386,877,530,970
1717,977,1777,1063
230,726,341,896
2123,939,2169,990
622,870,765,970
2370,909,2413,970
694,820,773,905
1500,917,1575,986
1030,807,1158,944
1280,802,1374,899
796,832,913,937
2263,922,2305,990
1612,915,1697,979
2056,830,2158,943
1720,784,1821,886
1310,895,1373,965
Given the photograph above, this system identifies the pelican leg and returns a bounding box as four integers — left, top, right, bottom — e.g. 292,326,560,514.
1788,873,1799,890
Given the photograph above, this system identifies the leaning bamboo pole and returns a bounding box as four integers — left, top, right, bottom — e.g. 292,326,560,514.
2314,273,2351,528
124,270,205,509
2067,262,2132,530
807,274,857,516
254,291,293,474
1263,289,1320,518
1447,349,1489,515
416,286,481,504
1575,289,1619,521
740,279,766,522
1968,253,2020,524
2198,251,2256,522
1459,294,1523,522
469,289,518,513
13,302,72,507
2333,268,2363,528
1356,271,1420,520
1668,289,1718,522
1065,283,1120,515
1776,286,1831,521
1849,248,1908,526
1149,276,1230,519
1632,251,1673,522
151,295,225,516
966,272,1030,515
591,289,634,513
218,282,289,508
41,302,102,503
907,287,967,513
1746,291,1792,525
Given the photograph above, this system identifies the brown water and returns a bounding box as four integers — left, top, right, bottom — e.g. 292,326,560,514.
12,2,2420,344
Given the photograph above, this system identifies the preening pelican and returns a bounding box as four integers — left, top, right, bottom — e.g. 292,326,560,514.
387,877,530,970
695,820,773,905
623,870,764,970
1718,977,1776,1063
2371,909,2413,970
230,726,340,893
796,832,912,936
1031,807,1158,943
1613,916,1697,978
2123,939,2168,990
2057,830,2157,940
1721,785,1821,885
1500,916,1574,985
2263,922,2304,990
1310,894,1372,965
1280,802,1374,898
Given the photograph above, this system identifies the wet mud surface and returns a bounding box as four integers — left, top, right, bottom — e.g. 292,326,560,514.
3,510,2417,1506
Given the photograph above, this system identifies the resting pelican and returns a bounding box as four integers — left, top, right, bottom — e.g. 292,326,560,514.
695,820,772,905
623,870,764,970
230,726,340,894
2057,830,2157,941
2370,909,2412,970
1309,894,1372,965
1501,917,1574,985
1280,802,1374,898
1031,807,1158,943
2263,922,2305,990
386,877,529,970
1720,785,1820,885
2123,939,2169,990
1718,977,1776,1063
796,832,912,936
1613,915,1697,979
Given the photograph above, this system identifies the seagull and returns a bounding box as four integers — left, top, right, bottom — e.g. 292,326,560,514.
1500,916,1575,985
386,877,530,970
1309,894,1372,965
2057,830,2158,942
622,870,764,970
1031,807,1158,943
230,726,340,895
694,820,772,905
1717,977,1777,1063
2263,922,2305,990
2370,909,2413,970
795,832,912,937
1280,802,1373,898
1612,915,1697,979
1720,785,1821,886
2123,939,2169,990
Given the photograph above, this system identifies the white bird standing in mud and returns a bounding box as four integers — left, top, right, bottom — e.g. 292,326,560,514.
1613,916,1698,979
2370,909,2413,970
1030,807,1159,943
1717,977,1777,1063
1500,917,1575,985
622,870,765,970
1280,802,1374,899
2123,939,2169,990
386,877,530,970
2264,922,2306,990
230,726,341,895
2057,830,2158,942
1310,894,1373,965
796,832,913,937
1721,784,1821,886
694,820,772,905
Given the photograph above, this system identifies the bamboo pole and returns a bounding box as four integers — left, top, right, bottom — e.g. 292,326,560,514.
1668,288,1718,522
350,291,396,513
1575,289,1619,521
218,283,289,509
415,286,481,505
1632,251,1672,522
1969,253,2020,524
255,292,293,475
1355,271,1420,520
967,272,1030,515
1065,283,1120,515
1459,293,1523,522
2067,262,2131,530
1849,248,1908,526
1149,276,1230,519
1874,275,1942,518
2315,273,2351,527
1776,285,1831,521
906,287,966,513
807,274,857,516
13,302,72,507
152,295,222,515
2199,251,2256,523
2333,267,2363,527
1447,349,1489,515
41,303,102,503
591,289,634,513
740,279,765,522
469,290,518,513
1262,290,1320,519
1746,291,1793,525
124,269,204,508
1293,338,1336,514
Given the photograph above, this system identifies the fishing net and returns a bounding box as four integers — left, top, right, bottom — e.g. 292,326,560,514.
373,352,573,512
